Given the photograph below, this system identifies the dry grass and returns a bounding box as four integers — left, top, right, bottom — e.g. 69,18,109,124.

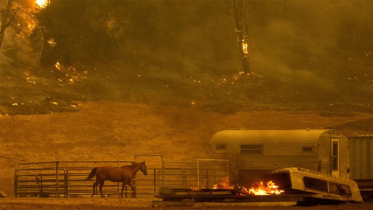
1,101,373,197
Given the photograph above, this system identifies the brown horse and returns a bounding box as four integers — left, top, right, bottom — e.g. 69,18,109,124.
86,161,147,198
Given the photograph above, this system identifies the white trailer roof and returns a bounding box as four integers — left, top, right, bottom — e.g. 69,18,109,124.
211,129,343,144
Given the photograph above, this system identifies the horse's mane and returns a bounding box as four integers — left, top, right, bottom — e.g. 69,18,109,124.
120,162,143,168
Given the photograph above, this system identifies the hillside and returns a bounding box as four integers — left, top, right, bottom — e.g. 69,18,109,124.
1,101,373,197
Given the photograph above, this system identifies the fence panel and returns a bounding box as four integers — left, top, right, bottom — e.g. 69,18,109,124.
15,159,229,198
15,161,133,198
158,159,229,189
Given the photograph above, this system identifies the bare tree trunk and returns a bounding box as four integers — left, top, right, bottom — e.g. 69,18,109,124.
233,0,250,73
0,0,13,49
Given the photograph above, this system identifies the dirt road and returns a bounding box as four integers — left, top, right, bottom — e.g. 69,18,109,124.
0,198,372,210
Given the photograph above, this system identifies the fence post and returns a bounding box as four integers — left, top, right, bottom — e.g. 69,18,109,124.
133,177,136,198
206,170,209,189
117,162,120,196
182,169,186,188
162,161,165,187
214,170,217,187
226,160,229,178
197,160,200,188
56,161,59,197
40,175,43,195
64,169,68,198
14,169,18,197
154,169,156,194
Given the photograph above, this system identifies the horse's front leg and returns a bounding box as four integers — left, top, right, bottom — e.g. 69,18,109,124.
127,180,136,198
120,182,125,198
99,181,105,198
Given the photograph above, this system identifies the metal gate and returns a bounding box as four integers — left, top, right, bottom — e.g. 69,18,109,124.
15,161,134,197
14,158,229,198
156,159,230,189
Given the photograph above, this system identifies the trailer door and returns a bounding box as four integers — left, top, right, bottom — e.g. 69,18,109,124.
331,138,340,177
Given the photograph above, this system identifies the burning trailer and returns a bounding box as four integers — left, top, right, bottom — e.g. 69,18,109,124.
207,129,350,186
266,167,363,202
156,167,363,204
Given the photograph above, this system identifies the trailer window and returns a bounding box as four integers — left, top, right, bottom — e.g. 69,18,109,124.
304,177,352,196
302,146,313,153
240,145,262,154
303,177,328,192
216,144,226,150
332,141,339,171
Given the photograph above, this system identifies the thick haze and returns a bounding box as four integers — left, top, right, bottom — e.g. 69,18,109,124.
1,0,372,114
248,1,373,103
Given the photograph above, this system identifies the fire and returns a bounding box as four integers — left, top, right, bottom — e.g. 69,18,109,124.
36,0,49,8
241,40,248,54
47,38,57,47
213,176,234,190
55,62,61,70
210,176,284,196
247,181,284,195
27,21,35,31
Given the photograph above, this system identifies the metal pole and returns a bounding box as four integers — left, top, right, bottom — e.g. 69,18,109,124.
117,161,120,196
206,170,209,189
162,161,165,186
14,168,18,197
64,169,68,198
56,161,59,197
197,160,200,188
183,169,186,188
154,169,156,194
40,175,43,194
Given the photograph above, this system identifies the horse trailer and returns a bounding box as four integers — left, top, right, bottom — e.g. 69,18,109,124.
348,135,373,198
349,135,373,181
207,129,350,186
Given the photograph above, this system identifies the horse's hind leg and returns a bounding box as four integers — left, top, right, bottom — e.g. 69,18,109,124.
120,182,125,198
91,182,98,197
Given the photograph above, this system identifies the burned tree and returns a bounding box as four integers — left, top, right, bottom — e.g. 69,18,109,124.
0,0,44,63
0,0,14,49
233,0,250,73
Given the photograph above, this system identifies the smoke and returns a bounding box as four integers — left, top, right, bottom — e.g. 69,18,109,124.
246,0,373,102
2,0,372,112
92,0,373,105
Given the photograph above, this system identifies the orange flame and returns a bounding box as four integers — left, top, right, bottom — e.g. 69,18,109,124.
209,177,284,196
55,62,61,70
212,176,234,190
242,40,248,54
247,181,284,195
36,0,49,8
190,187,201,191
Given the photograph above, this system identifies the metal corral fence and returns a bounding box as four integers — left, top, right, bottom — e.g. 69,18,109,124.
157,159,229,189
14,158,229,198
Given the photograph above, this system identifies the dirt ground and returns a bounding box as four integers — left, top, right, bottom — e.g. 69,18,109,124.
1,102,373,209
0,198,372,210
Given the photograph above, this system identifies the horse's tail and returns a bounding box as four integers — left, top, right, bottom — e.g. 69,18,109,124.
86,167,98,180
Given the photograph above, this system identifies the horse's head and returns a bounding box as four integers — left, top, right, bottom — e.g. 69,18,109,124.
140,161,148,175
